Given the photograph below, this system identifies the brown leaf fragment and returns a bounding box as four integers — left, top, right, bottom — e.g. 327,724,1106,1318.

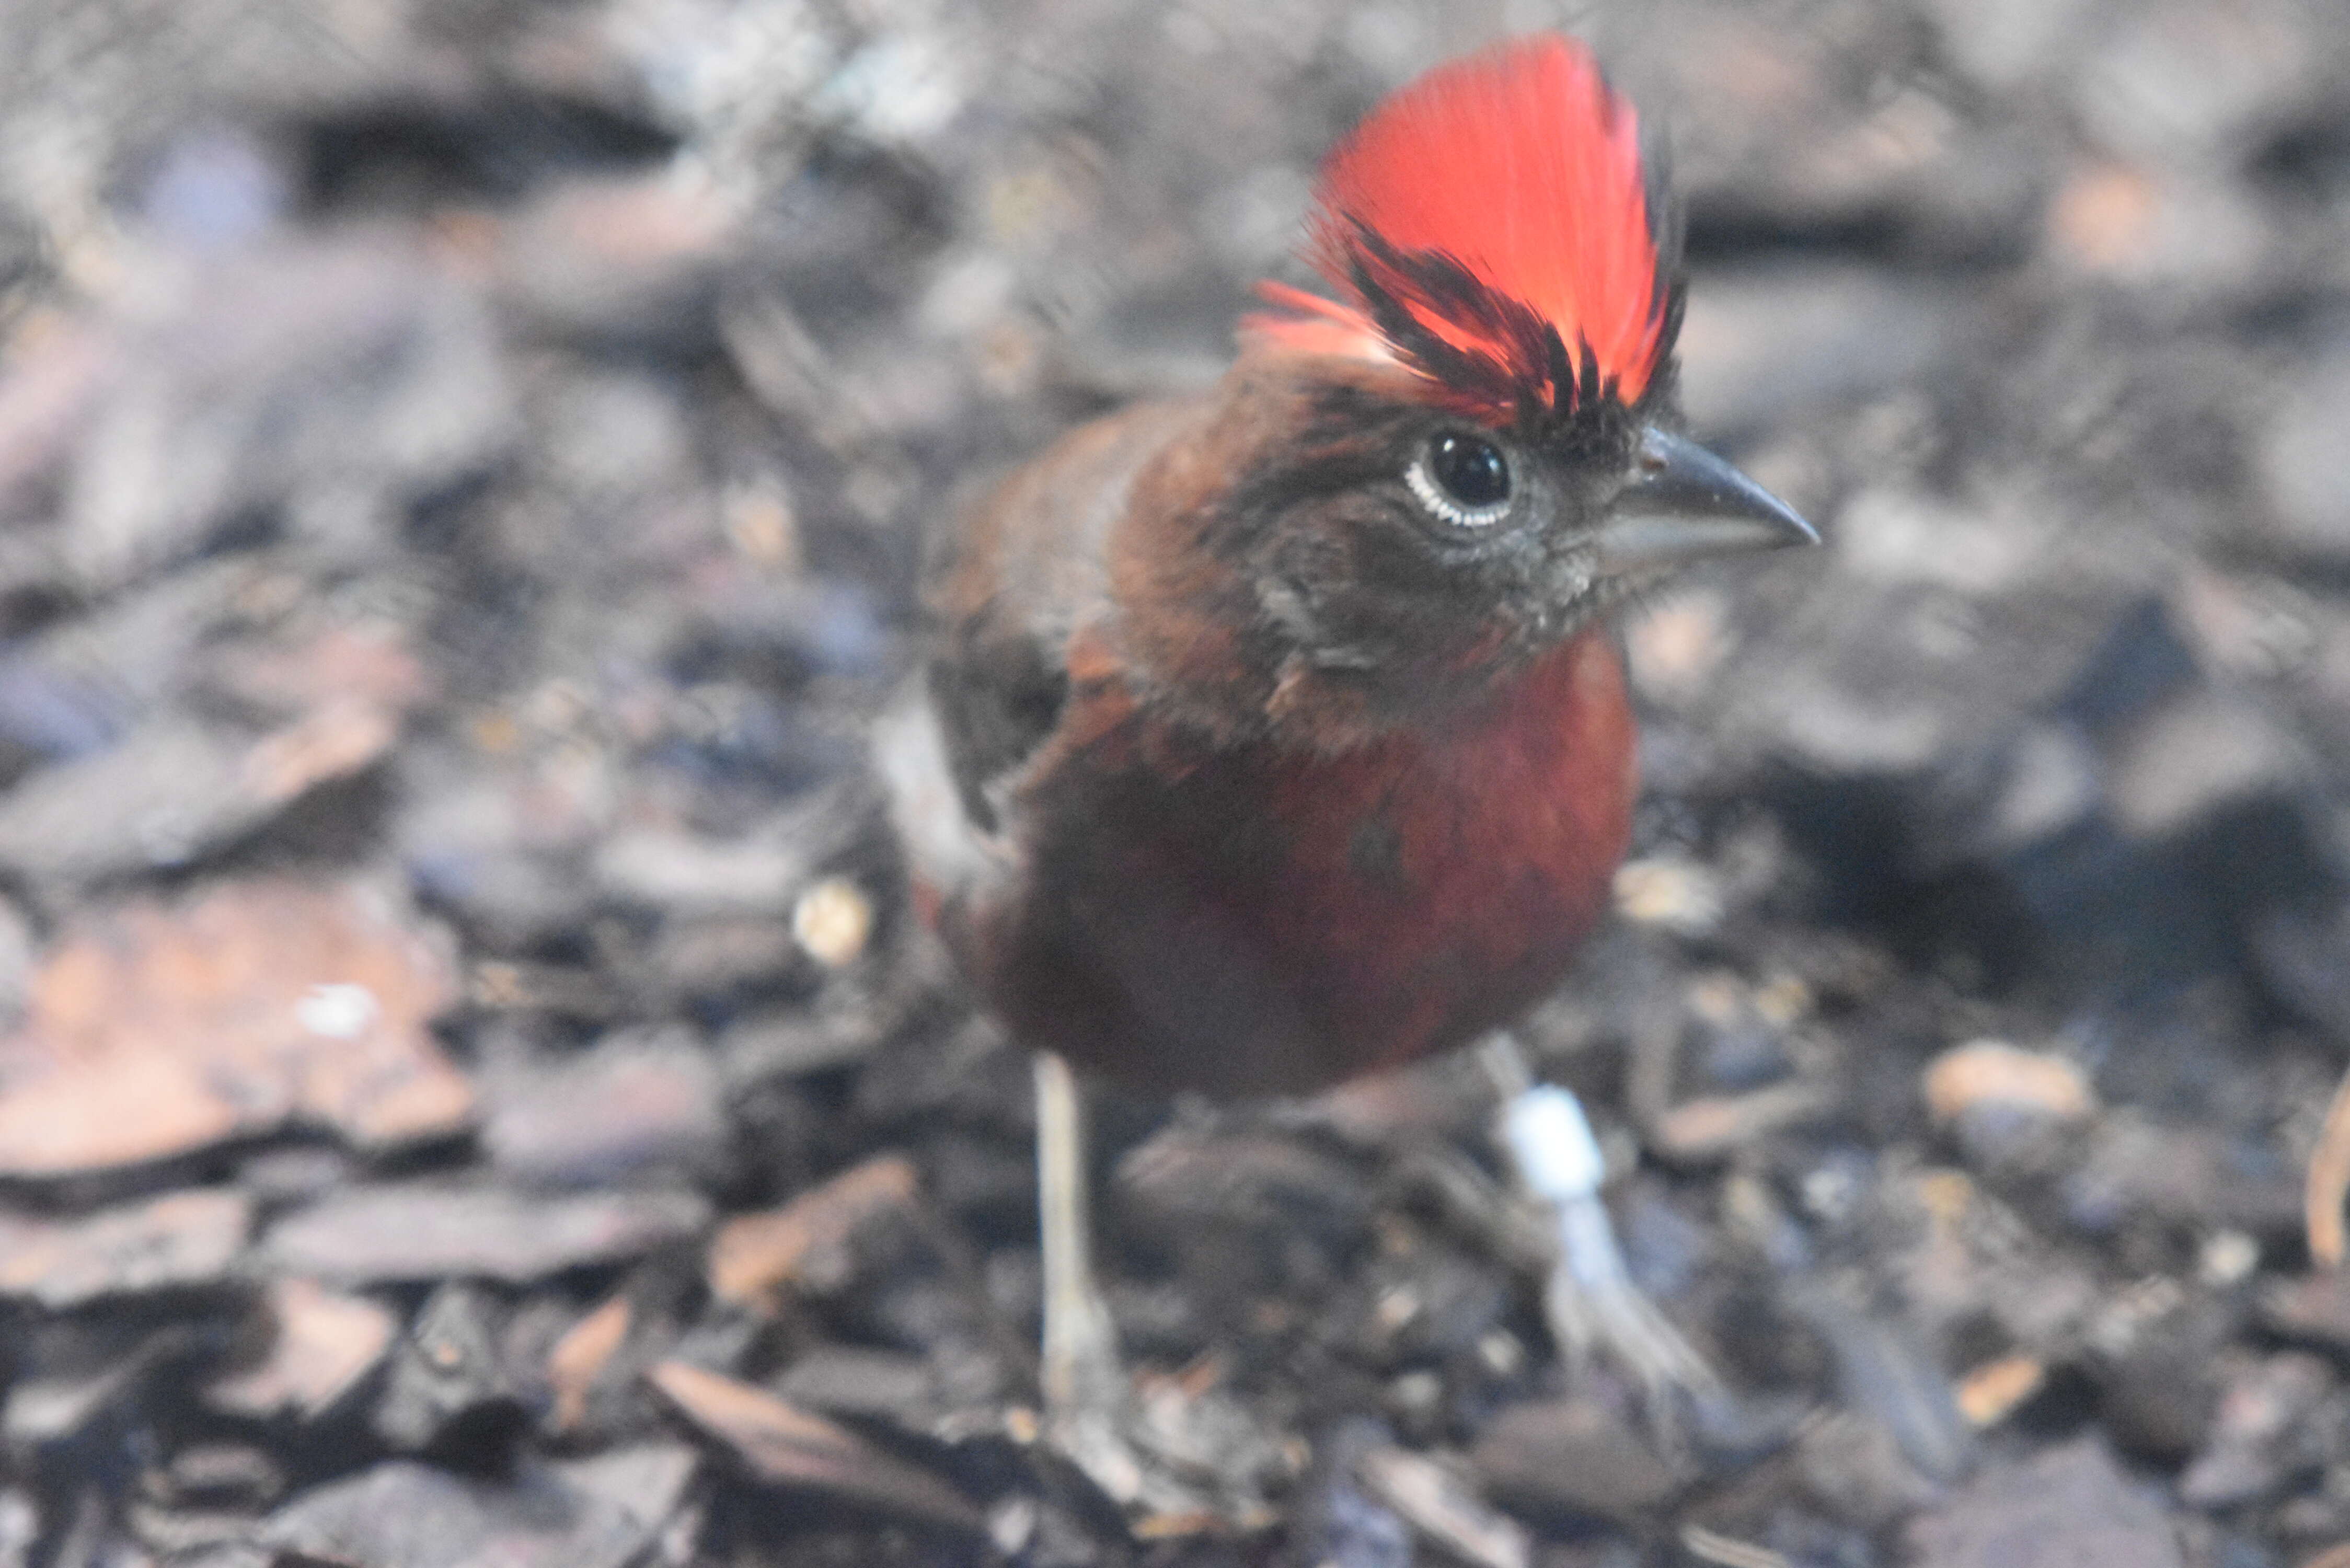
208,619,432,721
0,1189,250,1309
2306,1061,2350,1268
239,699,399,806
1923,1040,2096,1126
265,1183,711,1286
1652,1081,1838,1163
0,315,112,517
0,878,470,1178
647,1360,982,1532
707,1153,918,1309
206,1277,397,1421
547,1294,633,1435
1955,1354,2046,1430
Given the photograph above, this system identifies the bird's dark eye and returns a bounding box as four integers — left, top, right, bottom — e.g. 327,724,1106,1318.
1432,433,1510,505
1406,431,1514,528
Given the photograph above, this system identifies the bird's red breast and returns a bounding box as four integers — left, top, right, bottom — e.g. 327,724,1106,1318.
955,617,1635,1096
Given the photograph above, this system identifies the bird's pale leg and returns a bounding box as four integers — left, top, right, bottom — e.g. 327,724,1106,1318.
1481,1035,1718,1422
1033,1050,1147,1503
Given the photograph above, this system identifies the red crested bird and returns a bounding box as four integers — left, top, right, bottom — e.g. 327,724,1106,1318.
879,34,1815,1500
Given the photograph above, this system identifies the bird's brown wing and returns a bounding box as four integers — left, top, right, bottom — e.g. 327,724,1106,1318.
877,397,1207,901
919,397,1207,833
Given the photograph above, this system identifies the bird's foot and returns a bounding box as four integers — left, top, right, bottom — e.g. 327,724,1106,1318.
1040,1318,1278,1526
1494,1063,1720,1447
1539,1186,1720,1420
1038,1275,1165,1511
1033,1052,1273,1525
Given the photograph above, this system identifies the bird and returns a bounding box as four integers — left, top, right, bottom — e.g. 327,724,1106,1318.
877,32,1816,1504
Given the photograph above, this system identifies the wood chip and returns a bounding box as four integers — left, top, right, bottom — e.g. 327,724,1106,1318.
2264,1270,2350,1348
1923,1040,2095,1125
1358,1444,1528,1568
0,1189,250,1309
266,1183,709,1285
241,700,399,805
646,1360,982,1531
0,708,397,890
207,1278,398,1421
0,879,470,1178
5,1332,188,1445
483,1032,724,1185
548,1294,633,1435
260,1454,685,1568
707,1153,918,1309
1905,1437,2180,1568
1956,1353,2046,1429
595,828,810,915
2305,1062,2350,1268
1469,1397,1681,1523
1653,1081,1837,1162
209,619,431,719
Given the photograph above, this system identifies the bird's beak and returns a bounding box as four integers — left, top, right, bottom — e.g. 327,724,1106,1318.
1591,426,1818,581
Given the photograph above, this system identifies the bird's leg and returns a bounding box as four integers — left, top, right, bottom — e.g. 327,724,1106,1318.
1035,1049,1121,1416
1032,1055,1280,1521
1481,1035,1718,1429
1032,1050,1147,1503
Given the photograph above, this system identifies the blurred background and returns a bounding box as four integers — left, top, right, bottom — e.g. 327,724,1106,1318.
1,0,2349,1564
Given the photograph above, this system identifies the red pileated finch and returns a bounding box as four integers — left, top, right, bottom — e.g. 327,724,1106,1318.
886,34,1813,1103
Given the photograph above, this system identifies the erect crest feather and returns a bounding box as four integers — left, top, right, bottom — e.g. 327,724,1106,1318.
1246,35,1679,424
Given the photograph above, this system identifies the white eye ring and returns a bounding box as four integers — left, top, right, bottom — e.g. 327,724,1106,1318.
1406,449,1514,529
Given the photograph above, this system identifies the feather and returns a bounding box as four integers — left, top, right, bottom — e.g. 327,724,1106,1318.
1247,36,1674,421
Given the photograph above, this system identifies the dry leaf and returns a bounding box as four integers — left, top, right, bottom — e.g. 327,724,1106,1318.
648,1360,981,1531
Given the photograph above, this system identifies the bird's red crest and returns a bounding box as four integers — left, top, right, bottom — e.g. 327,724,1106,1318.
1248,36,1676,421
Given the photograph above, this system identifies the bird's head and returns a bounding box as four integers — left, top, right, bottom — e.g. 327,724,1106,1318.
1111,35,1815,748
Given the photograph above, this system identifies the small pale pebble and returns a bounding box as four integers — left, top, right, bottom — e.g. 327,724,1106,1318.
2198,1230,2260,1288
791,876,873,968
1956,1354,2046,1428
1612,857,1724,937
